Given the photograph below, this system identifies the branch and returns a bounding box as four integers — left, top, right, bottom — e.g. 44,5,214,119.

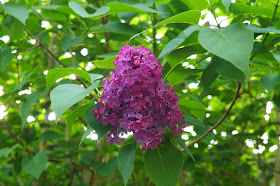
24,29,67,68
3,119,25,146
132,170,137,186
24,29,94,98
188,82,242,147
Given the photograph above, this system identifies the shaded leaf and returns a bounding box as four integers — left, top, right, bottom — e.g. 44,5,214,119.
60,35,83,52
66,103,95,129
201,62,219,90
92,158,117,176
0,46,14,71
37,131,64,142
21,152,48,180
85,105,114,141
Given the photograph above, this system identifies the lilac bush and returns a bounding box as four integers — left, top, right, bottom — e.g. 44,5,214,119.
93,45,186,150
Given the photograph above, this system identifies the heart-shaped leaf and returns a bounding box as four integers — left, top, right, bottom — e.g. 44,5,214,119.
221,0,231,13
59,35,83,52
198,23,254,77
118,143,136,186
0,46,14,71
50,80,100,120
21,152,48,180
261,73,280,92
69,1,110,18
144,145,183,186
0,3,29,24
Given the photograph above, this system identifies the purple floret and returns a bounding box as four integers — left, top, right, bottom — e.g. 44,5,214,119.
93,45,187,150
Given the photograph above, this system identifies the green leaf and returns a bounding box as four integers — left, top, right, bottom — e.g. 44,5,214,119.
9,18,25,41
104,22,138,36
201,62,219,90
50,81,100,121
167,67,203,86
247,24,280,34
60,35,83,52
108,2,158,14
0,46,14,71
80,127,94,145
92,56,116,69
46,68,92,91
89,73,104,83
37,131,64,142
21,91,45,128
172,136,196,163
21,152,48,180
0,144,19,157
66,103,95,129
155,10,201,27
68,1,110,18
182,0,209,10
183,115,207,131
92,158,118,176
130,10,201,41
0,3,30,24
8,67,38,93
221,0,231,13
85,105,114,141
165,44,206,68
179,99,205,120
261,73,280,92
213,56,245,84
158,25,201,59
144,145,183,186
231,3,278,17
198,23,254,77
118,143,136,186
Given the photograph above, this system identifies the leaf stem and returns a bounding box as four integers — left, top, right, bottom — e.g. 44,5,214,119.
132,170,137,186
188,82,242,147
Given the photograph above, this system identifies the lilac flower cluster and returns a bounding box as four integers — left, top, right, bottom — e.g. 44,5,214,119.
93,45,186,150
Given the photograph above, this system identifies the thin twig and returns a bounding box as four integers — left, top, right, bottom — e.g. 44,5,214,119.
16,42,39,53
24,29,67,67
132,170,137,186
3,119,25,146
24,29,94,98
188,82,242,147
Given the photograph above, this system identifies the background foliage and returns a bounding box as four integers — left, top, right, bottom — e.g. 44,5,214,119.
1,0,280,185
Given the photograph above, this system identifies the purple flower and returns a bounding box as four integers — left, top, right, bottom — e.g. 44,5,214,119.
92,45,187,150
